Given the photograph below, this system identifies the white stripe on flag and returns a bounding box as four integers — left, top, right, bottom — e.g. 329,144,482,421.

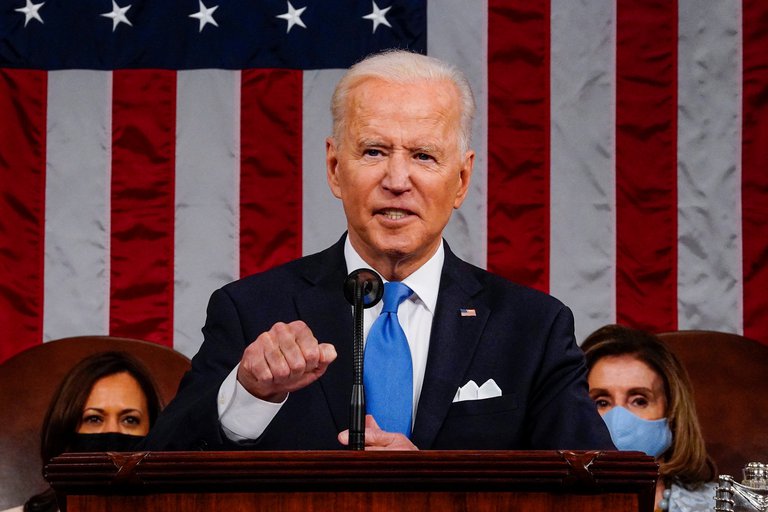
174,69,241,358
428,0,488,269
677,0,744,334
550,0,617,343
44,70,112,340
302,69,347,256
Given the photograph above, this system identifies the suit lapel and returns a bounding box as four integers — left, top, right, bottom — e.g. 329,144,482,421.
411,247,489,449
291,239,491,444
293,238,355,433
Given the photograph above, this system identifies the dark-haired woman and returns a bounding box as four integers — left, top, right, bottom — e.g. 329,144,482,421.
20,351,162,512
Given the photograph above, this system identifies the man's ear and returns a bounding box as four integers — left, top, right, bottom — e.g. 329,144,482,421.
326,137,342,199
453,149,475,209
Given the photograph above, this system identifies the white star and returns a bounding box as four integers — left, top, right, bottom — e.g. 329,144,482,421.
189,0,219,32
276,1,307,34
100,1,132,32
15,0,45,27
362,1,391,33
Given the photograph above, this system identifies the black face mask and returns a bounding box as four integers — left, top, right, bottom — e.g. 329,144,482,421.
68,432,146,452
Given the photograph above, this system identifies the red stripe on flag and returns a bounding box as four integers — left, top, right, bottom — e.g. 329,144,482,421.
742,0,768,344
615,1,678,332
110,70,176,347
0,70,47,363
487,0,551,292
240,69,302,276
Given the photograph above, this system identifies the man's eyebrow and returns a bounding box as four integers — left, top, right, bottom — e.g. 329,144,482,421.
409,144,439,154
357,137,388,147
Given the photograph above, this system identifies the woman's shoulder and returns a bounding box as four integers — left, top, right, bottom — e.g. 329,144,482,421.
669,481,717,512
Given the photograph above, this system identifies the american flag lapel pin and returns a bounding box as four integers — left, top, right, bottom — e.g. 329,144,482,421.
460,308,476,317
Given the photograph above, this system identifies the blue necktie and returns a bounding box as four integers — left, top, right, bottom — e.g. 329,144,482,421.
364,281,414,437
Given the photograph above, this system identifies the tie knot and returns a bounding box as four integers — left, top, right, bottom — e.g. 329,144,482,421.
382,281,412,313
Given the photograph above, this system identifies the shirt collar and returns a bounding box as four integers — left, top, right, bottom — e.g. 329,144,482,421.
344,237,443,315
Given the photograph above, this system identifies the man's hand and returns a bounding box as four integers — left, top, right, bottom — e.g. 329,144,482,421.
236,320,337,403
337,415,419,450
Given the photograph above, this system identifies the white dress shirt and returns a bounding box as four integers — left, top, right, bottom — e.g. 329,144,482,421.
217,238,444,441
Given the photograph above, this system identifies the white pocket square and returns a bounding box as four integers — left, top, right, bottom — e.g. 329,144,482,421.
452,379,502,402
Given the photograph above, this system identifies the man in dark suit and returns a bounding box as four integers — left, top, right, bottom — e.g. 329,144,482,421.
145,50,614,451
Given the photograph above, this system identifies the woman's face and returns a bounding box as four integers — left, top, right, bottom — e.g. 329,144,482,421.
587,354,668,421
77,371,150,435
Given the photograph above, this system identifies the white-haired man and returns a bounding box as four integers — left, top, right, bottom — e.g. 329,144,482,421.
146,50,614,451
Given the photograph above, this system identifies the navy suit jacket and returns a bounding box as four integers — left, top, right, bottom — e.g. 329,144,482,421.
145,236,614,451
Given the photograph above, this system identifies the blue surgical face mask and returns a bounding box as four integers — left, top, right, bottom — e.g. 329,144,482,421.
601,406,673,458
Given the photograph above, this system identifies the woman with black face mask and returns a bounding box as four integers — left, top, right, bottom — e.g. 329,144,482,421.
582,325,717,512
20,351,162,512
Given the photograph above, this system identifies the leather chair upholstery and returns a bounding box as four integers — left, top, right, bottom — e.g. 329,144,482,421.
658,330,768,479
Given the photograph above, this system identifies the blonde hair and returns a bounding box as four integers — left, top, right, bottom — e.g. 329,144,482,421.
330,49,475,154
582,325,716,487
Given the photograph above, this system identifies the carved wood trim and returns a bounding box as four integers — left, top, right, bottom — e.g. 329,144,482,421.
46,450,657,495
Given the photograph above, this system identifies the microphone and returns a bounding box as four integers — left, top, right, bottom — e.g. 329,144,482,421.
343,268,383,450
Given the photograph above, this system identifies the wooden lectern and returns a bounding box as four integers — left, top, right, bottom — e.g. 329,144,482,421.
46,450,657,511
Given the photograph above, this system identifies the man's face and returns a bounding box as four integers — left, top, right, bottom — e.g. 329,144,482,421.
326,78,474,279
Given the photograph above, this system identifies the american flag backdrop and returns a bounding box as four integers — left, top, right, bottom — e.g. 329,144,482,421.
1,0,767,364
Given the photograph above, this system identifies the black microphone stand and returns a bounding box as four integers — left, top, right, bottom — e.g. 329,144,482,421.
343,269,383,451
350,281,366,450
